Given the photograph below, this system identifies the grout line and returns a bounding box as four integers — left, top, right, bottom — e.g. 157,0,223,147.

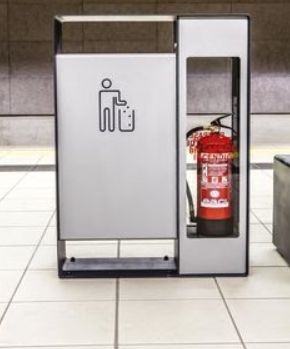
6,294,290,302
114,278,120,349
0,342,246,348
0,155,47,202
0,225,56,228
10,299,119,304
0,345,114,348
0,114,55,117
0,172,32,204
88,341,243,347
0,244,43,248
114,239,121,349
250,210,273,236
250,265,290,270
0,211,55,326
0,210,55,213
214,278,247,349
263,224,273,235
0,156,51,202
6,0,11,115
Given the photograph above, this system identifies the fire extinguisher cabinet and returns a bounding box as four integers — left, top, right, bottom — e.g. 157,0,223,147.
54,15,250,277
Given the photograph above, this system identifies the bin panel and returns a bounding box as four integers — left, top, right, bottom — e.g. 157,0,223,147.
56,54,177,240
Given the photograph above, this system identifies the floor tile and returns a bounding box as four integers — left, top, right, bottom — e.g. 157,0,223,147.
49,212,56,226
0,271,22,302
119,344,244,349
246,344,290,349
0,211,52,227
41,225,56,245
29,244,118,270
0,172,25,188
250,243,288,267
28,245,57,270
218,267,290,298
0,155,41,165
6,187,55,199
250,187,273,198
252,209,273,224
0,301,115,346
250,213,260,224
0,303,6,318
120,242,174,258
16,172,55,188
250,224,272,243
120,277,220,300
227,299,290,342
0,198,55,211
11,347,113,349
37,154,55,165
14,270,116,302
0,188,10,200
0,246,34,270
251,195,273,209
119,299,239,344
0,226,44,245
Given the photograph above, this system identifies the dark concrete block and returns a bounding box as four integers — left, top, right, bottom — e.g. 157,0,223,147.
9,0,82,41
232,2,290,41
83,40,157,53
252,40,290,74
157,2,231,14
10,42,53,77
273,155,290,266
0,1,7,41
0,42,8,77
157,22,174,53
85,0,155,3
0,78,10,114
83,3,156,41
11,77,53,114
83,22,156,41
62,41,83,54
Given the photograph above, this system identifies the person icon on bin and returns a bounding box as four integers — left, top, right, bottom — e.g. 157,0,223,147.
99,78,135,132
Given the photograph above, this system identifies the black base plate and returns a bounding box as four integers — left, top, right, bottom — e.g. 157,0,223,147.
59,257,178,278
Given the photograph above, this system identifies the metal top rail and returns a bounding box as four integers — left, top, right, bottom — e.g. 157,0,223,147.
55,15,176,23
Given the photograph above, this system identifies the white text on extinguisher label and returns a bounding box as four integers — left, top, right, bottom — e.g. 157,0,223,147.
199,152,233,162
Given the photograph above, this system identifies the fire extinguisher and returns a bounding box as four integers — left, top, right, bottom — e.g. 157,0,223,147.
196,131,234,237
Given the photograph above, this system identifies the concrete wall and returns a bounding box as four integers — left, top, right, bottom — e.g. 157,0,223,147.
0,0,290,145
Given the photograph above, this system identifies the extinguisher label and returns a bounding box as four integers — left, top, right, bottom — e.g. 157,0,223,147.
199,155,231,209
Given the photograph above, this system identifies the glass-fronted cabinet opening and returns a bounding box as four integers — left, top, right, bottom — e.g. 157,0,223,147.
186,57,240,238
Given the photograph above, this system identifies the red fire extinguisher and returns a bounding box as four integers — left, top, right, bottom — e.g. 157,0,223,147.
196,131,234,237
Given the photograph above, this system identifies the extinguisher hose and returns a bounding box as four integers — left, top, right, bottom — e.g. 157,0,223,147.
186,126,204,139
186,180,196,223
210,113,237,135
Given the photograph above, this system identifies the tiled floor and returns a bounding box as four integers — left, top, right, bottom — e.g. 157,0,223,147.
0,147,290,349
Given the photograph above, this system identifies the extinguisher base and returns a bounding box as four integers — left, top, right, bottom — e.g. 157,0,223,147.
196,217,234,237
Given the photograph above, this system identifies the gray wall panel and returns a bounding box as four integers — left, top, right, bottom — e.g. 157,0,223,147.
0,1,290,120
